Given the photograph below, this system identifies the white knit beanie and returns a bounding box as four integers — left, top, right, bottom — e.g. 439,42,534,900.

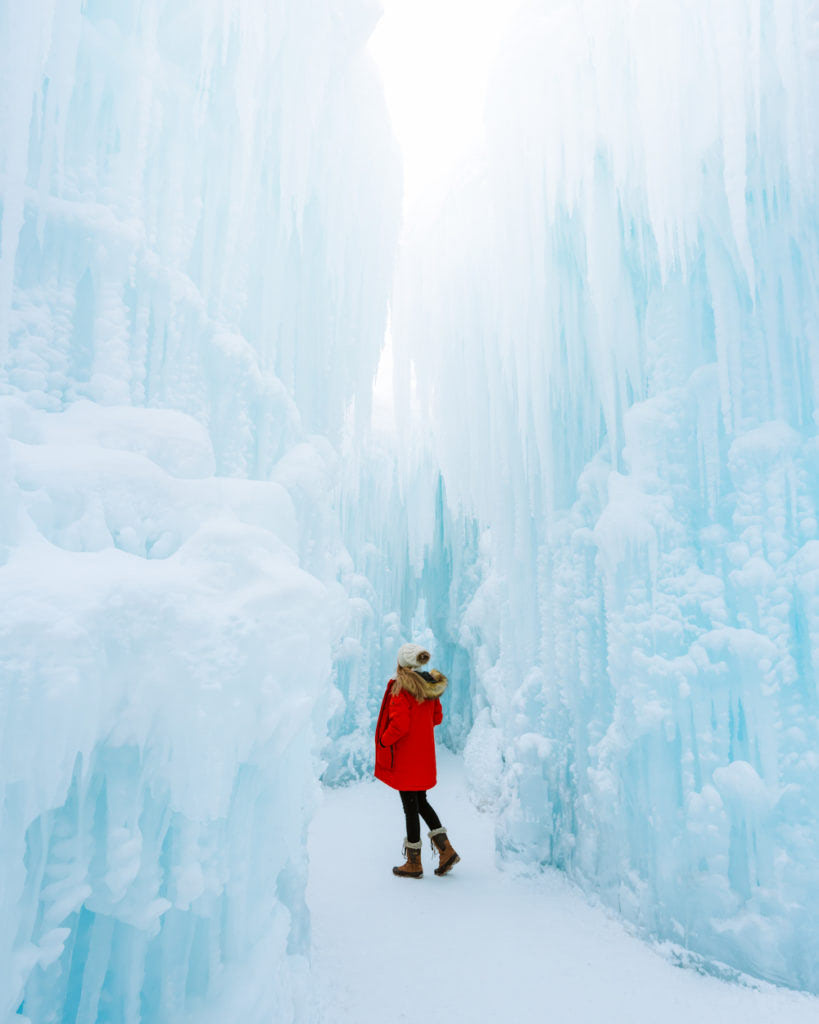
397,643,431,670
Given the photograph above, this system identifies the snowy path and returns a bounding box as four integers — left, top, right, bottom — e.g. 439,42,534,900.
307,751,819,1024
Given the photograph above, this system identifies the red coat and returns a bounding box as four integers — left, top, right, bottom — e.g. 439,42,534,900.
374,681,443,791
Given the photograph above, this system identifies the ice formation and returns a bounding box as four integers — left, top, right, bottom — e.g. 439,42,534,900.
0,1,399,1020
389,0,819,994
3,0,819,1014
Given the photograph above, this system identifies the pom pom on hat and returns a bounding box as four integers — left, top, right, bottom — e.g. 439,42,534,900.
397,643,431,670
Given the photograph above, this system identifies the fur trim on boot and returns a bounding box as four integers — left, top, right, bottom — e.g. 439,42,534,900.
428,827,460,876
393,839,423,878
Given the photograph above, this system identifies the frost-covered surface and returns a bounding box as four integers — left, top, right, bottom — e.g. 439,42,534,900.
391,0,819,993
0,1,399,1021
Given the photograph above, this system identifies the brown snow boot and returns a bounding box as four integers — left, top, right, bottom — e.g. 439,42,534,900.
428,828,460,876
393,839,423,878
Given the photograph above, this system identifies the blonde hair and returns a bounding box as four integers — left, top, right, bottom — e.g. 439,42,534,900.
392,665,448,703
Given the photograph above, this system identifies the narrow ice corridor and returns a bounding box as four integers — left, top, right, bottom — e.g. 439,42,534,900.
308,755,819,1023
2,0,819,1020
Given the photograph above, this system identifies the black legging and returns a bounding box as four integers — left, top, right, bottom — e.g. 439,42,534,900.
399,790,442,844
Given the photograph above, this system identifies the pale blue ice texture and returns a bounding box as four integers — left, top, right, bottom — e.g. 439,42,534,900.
3,0,819,1018
0,1,400,1021
387,0,819,996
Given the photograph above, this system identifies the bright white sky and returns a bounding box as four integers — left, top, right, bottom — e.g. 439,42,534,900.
368,0,525,214
368,0,524,427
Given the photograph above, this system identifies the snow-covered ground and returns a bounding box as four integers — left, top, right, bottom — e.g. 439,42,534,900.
308,751,819,1024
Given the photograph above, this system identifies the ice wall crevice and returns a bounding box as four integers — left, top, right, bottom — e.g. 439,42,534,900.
390,0,819,994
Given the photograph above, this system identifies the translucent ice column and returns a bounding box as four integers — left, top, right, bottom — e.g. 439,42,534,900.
392,0,819,992
0,1,399,1021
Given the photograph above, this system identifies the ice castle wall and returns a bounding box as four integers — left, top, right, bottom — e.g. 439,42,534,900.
391,0,819,993
0,2,400,1021
325,440,479,784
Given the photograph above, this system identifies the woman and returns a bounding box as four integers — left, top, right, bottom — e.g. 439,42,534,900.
374,642,460,878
